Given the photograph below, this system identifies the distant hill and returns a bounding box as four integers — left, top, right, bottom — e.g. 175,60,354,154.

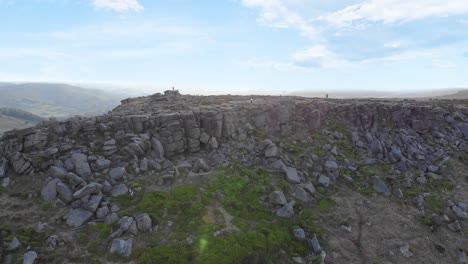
431,89,468,100
0,83,125,118
0,108,44,135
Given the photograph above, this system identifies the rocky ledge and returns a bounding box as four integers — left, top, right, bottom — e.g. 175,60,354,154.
0,92,468,263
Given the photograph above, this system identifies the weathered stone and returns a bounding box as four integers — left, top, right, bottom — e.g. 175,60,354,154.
276,201,295,218
41,178,60,202
71,153,92,179
209,137,218,149
400,244,413,258
448,220,461,232
95,159,111,171
109,167,126,180
293,228,305,240
66,208,93,227
83,194,102,212
7,237,21,250
23,251,38,264
56,182,73,202
8,152,34,175
111,183,128,197
151,137,165,159
139,158,148,172
193,159,210,173
452,205,468,219
73,182,102,199
0,157,8,178
96,206,110,219
310,234,321,254
373,177,391,196
324,160,338,171
110,238,133,257
135,213,152,232
268,191,287,206
199,132,210,144
282,167,301,184
318,175,330,187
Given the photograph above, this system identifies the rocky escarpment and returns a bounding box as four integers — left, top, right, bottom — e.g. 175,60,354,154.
1,92,468,263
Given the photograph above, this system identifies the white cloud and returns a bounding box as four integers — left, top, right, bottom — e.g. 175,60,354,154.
292,45,352,69
322,0,468,26
92,0,143,12
241,0,318,38
383,41,402,49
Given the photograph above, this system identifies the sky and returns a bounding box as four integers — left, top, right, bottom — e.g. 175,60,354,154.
0,0,467,95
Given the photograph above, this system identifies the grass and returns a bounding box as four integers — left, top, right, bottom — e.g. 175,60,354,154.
318,198,337,213
416,216,432,227
424,195,444,213
90,223,112,238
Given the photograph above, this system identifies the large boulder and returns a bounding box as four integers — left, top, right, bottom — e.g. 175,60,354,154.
57,182,73,202
73,182,102,199
282,167,301,184
110,238,133,257
41,178,60,202
268,191,287,206
135,213,152,232
71,153,92,180
66,208,94,227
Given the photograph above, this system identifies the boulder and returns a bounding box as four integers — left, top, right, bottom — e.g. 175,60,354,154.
66,208,93,227
268,191,287,206
57,182,73,202
293,228,305,240
23,251,38,264
310,235,321,254
324,160,338,171
41,178,60,202
109,167,126,181
95,159,111,171
83,195,102,212
71,153,92,179
111,183,128,197
0,157,8,178
8,152,34,175
276,201,295,218
110,238,133,257
193,159,210,173
96,206,110,219
135,213,152,232
151,137,165,159
282,167,301,184
73,182,102,199
373,177,391,196
318,175,330,187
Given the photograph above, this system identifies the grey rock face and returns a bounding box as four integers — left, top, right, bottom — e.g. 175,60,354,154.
23,251,38,264
135,213,152,232
460,123,468,139
73,182,102,199
283,167,301,184
8,152,34,175
71,153,92,179
276,201,295,218
268,191,287,206
373,177,391,196
110,238,133,257
109,167,126,180
0,157,8,178
66,208,93,227
151,137,165,159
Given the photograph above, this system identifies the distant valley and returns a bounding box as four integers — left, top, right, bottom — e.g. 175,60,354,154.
0,108,44,135
0,83,126,118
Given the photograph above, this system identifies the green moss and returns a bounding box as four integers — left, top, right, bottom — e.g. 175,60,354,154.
318,198,337,213
416,216,432,227
90,223,112,238
425,195,444,213
42,201,55,211
76,232,89,245
254,130,269,140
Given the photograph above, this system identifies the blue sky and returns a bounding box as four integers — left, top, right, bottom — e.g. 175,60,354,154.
0,0,467,95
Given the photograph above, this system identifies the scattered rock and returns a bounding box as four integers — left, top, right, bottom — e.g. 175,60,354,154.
71,153,92,180
282,167,301,184
109,167,126,181
293,228,305,239
310,234,321,254
73,182,102,199
276,201,295,218
66,208,94,227
41,178,60,202
269,191,287,206
373,177,391,196
400,244,413,257
23,251,38,264
135,213,152,232
111,183,128,197
110,238,133,257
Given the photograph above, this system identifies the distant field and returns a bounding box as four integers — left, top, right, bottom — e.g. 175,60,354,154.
0,115,33,135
